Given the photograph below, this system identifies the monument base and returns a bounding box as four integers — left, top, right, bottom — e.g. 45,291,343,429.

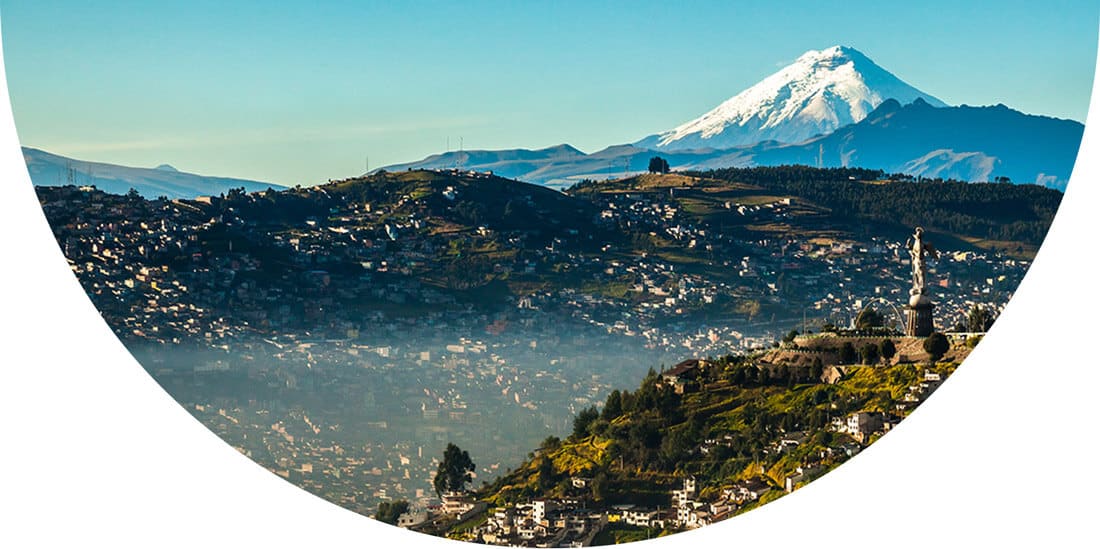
905,301,935,337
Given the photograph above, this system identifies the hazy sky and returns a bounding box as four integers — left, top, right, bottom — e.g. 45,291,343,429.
2,1,1097,187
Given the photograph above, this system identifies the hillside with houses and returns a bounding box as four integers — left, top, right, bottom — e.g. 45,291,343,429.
404,336,967,545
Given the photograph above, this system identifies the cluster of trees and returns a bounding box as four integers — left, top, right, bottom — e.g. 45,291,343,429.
836,339,896,365
561,368,693,473
590,370,684,426
827,332,950,364
855,307,886,330
725,361,824,387
694,165,1061,246
647,156,671,174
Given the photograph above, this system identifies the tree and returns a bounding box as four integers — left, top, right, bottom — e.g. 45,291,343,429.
923,332,950,362
648,156,670,174
433,443,476,496
658,429,692,468
628,420,662,452
810,357,824,382
592,471,610,502
756,366,769,385
777,364,791,383
536,456,556,491
839,342,857,364
859,343,879,365
572,405,600,439
376,499,410,525
686,412,706,439
601,390,623,420
587,418,610,437
879,339,896,363
967,304,994,332
855,307,885,331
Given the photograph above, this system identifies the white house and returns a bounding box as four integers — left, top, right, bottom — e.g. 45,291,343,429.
396,507,428,528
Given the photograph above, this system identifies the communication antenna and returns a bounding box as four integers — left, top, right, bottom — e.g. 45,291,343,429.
67,161,75,186
365,155,369,174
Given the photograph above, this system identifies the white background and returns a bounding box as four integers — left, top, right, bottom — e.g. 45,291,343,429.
1,26,1097,549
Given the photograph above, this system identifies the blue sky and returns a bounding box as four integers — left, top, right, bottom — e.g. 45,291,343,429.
1,1,1097,186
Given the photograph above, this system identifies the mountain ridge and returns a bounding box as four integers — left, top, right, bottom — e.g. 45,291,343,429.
748,98,1084,187
382,100,1082,190
22,147,282,199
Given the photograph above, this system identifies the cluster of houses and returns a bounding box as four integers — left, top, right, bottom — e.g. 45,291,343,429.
896,370,945,411
584,186,1022,333
471,498,605,547
427,472,784,546
39,178,1022,367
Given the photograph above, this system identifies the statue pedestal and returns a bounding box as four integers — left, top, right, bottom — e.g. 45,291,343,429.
905,298,935,337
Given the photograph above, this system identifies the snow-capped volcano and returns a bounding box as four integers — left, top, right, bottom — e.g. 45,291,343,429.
635,45,946,150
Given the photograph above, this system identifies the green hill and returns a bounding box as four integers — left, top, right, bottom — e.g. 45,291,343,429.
466,343,963,533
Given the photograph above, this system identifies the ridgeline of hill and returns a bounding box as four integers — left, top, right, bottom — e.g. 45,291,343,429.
694,166,1062,250
23,147,282,199
571,167,1060,258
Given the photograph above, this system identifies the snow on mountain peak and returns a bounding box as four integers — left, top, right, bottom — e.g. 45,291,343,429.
637,45,945,150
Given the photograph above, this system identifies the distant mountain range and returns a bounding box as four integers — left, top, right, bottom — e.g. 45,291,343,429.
383,45,1083,190
744,98,1083,186
22,147,281,199
23,46,1084,195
